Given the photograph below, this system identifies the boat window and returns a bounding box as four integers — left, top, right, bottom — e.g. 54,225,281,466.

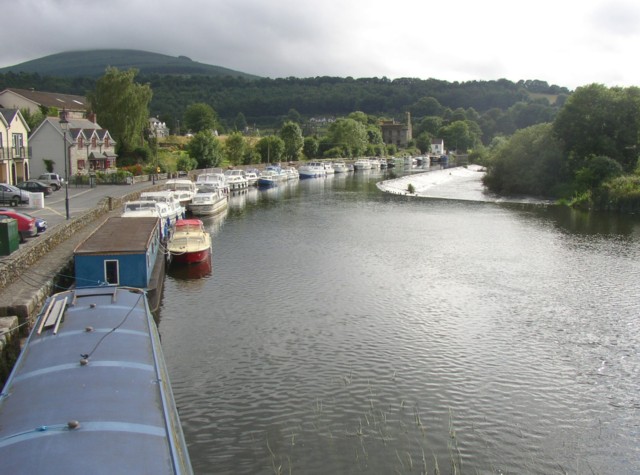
105,260,119,285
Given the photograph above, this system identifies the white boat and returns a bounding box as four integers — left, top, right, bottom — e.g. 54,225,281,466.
244,170,259,186
369,158,381,169
121,200,172,239
196,170,230,194
323,162,335,174
282,166,300,180
353,158,372,170
165,178,197,207
298,161,326,178
167,219,211,265
332,161,349,173
187,186,229,216
224,169,249,191
140,190,185,226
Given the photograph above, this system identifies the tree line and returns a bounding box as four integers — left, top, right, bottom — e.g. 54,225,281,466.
5,69,640,211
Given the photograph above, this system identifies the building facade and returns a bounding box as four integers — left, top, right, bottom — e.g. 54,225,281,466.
0,109,30,184
381,112,412,148
29,112,117,179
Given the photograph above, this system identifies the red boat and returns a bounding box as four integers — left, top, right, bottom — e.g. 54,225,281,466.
167,219,211,264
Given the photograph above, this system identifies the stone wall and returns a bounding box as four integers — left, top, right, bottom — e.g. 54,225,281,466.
0,316,20,384
0,188,157,292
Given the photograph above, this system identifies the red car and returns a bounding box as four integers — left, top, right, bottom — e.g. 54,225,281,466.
0,209,38,242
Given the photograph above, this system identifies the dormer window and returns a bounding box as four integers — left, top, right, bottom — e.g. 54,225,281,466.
78,136,84,148
92,136,97,148
105,136,110,147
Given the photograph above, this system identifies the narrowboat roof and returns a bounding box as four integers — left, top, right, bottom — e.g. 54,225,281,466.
0,286,192,474
74,216,159,255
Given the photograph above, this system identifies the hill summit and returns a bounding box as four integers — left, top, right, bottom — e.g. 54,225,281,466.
0,49,259,79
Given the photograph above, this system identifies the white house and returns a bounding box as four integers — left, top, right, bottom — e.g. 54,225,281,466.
29,112,117,179
0,108,30,185
430,138,445,156
149,117,169,138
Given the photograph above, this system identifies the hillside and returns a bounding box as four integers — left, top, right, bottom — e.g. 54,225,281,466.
0,49,259,79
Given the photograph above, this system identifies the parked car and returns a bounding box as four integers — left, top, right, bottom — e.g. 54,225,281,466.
0,183,30,207
0,209,38,242
37,173,64,191
16,180,53,196
0,208,48,234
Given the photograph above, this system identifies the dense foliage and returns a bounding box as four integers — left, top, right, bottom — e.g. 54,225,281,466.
87,67,152,153
0,71,566,144
482,84,640,210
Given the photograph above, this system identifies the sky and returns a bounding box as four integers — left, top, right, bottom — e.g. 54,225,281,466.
2,0,640,90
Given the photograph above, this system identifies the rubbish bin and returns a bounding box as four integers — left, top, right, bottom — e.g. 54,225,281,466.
126,176,133,185
0,218,19,256
89,174,96,188
29,192,45,209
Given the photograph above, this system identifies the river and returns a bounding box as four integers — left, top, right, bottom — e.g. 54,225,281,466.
157,167,640,474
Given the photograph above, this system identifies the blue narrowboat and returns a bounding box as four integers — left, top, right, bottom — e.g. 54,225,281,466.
0,286,192,474
74,216,165,311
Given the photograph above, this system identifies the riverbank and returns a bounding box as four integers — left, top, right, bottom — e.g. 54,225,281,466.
377,164,555,204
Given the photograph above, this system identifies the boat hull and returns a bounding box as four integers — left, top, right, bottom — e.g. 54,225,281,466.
170,247,211,264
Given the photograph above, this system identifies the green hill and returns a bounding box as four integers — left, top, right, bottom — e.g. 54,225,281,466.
0,49,260,79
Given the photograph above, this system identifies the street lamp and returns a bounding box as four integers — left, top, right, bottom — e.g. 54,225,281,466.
59,110,70,220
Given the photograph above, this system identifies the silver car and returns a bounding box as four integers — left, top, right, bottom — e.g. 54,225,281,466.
0,183,30,207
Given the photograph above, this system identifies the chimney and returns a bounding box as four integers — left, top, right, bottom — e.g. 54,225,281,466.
87,112,97,124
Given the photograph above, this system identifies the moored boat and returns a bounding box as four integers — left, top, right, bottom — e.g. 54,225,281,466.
168,218,212,264
0,285,193,474
195,169,229,194
121,199,172,239
298,161,326,178
165,178,197,207
140,190,185,226
353,158,372,170
332,161,349,173
224,169,249,191
187,186,228,217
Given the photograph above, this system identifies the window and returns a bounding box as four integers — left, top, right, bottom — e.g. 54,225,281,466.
78,136,84,148
105,136,110,147
104,260,119,285
91,136,97,148
78,159,86,170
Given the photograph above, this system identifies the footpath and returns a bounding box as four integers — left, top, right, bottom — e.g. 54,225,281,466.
0,180,163,378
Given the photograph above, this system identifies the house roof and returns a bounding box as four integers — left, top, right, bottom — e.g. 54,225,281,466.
0,88,88,111
74,217,159,254
0,108,30,132
0,108,18,125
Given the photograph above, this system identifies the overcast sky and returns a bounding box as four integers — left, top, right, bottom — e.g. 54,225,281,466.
2,0,639,90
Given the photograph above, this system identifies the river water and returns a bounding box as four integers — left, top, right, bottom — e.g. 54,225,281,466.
157,168,640,474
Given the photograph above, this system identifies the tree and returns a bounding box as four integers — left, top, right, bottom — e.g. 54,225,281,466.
279,121,304,161
187,130,223,168
176,153,198,172
483,123,567,196
410,97,443,117
303,136,319,159
438,120,480,152
326,118,368,157
88,67,152,153
224,132,246,166
415,132,433,154
233,112,248,131
184,103,218,134
256,135,285,163
553,84,640,173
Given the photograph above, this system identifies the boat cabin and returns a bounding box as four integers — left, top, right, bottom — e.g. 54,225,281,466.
73,217,164,307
